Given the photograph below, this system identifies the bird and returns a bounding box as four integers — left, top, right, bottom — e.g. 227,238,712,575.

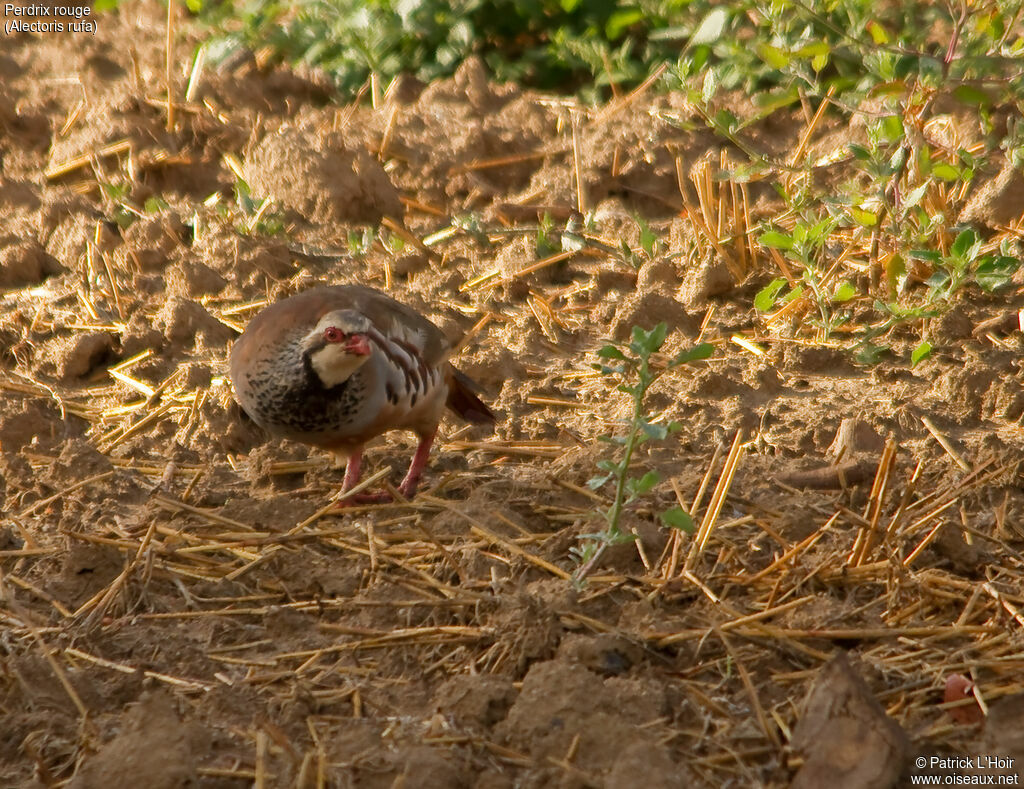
229,285,495,501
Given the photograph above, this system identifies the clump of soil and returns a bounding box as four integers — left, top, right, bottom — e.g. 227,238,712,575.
245,123,403,225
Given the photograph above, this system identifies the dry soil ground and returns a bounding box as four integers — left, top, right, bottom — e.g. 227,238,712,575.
3,5,1024,789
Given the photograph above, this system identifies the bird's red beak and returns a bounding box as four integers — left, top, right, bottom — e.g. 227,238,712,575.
344,334,371,356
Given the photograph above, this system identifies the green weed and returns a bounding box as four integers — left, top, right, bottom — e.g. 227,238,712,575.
232,178,286,236
192,0,714,97
572,324,711,583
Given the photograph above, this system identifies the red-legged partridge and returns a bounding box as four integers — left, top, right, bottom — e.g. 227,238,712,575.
229,285,494,499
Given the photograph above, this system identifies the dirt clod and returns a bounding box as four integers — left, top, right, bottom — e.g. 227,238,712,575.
959,159,1024,228
52,331,116,381
68,692,199,789
0,238,59,287
245,125,403,225
791,653,910,789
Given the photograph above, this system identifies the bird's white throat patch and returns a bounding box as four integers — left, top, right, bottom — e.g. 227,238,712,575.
309,343,369,388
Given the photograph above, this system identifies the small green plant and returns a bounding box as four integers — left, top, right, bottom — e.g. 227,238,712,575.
98,182,138,230
852,299,942,365
665,0,1024,364
572,324,711,582
615,215,661,270
536,211,558,257
346,226,375,257
384,232,406,256
195,0,711,97
913,228,1019,302
754,216,856,342
845,229,1019,363
143,196,171,214
233,178,285,236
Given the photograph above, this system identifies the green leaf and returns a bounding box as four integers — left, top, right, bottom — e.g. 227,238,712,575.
886,254,906,294
795,42,830,58
701,68,718,103
586,474,612,490
909,249,942,264
109,207,135,230
638,222,658,257
951,229,979,260
855,343,890,365
649,25,692,43
931,162,961,181
713,109,738,134
911,341,932,366
759,231,793,250
597,345,626,360
640,422,669,441
648,322,668,352
953,85,991,108
754,277,788,311
756,43,790,69
143,196,170,214
628,470,661,496
866,20,890,44
101,182,129,200
619,239,641,270
975,256,1019,291
849,207,878,227
848,143,872,161
606,8,644,40
926,270,951,293
880,115,904,142
902,182,929,211
753,86,800,114
631,323,668,354
660,507,695,533
690,7,729,46
670,343,714,365
782,284,804,303
832,282,857,303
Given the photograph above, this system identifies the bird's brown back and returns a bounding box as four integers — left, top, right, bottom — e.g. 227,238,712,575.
230,285,452,377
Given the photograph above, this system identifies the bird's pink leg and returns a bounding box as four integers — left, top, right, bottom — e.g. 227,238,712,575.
334,447,388,506
341,449,362,492
398,431,436,498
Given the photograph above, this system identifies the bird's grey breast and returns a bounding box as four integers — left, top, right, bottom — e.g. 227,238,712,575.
238,334,368,440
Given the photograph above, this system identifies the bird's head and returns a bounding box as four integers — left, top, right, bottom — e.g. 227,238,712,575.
303,310,374,387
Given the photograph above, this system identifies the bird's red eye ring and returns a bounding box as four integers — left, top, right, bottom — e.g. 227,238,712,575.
323,327,346,343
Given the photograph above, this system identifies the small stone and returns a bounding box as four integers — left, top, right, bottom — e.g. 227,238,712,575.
827,418,884,459
960,161,1024,229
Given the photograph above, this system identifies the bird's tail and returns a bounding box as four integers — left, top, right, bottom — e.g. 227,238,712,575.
446,366,496,424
